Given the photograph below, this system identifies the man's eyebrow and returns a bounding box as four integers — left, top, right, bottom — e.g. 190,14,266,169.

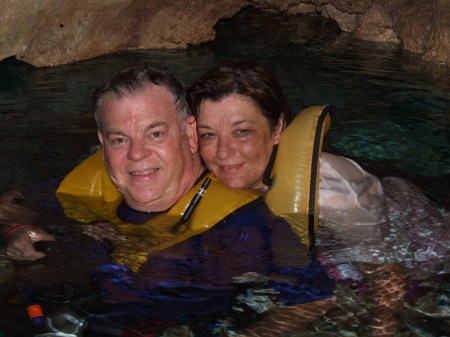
105,122,169,137
144,121,169,131
105,130,126,137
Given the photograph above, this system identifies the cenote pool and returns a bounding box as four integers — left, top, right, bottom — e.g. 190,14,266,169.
0,7,449,337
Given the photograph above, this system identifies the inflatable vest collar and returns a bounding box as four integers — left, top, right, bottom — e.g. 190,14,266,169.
56,149,260,272
265,105,333,248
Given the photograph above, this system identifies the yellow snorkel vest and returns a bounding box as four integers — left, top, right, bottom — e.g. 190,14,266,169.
265,105,333,248
56,149,260,272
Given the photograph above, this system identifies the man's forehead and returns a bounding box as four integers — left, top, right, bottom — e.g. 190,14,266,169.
100,91,187,140
104,85,180,119
112,84,173,104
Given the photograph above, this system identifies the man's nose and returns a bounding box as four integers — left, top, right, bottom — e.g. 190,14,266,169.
128,139,150,161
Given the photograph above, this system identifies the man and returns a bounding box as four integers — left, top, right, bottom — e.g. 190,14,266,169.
93,63,203,215
5,63,335,336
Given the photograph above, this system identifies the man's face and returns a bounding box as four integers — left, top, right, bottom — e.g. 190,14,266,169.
98,85,198,212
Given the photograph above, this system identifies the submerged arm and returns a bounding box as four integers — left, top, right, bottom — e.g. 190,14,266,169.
0,191,55,261
239,297,336,337
3,224,55,261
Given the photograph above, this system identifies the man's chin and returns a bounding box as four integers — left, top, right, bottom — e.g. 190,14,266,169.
123,193,159,212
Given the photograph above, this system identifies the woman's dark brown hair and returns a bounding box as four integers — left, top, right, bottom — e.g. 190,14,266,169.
187,60,293,130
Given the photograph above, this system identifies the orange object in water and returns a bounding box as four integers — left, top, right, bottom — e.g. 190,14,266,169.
27,303,45,325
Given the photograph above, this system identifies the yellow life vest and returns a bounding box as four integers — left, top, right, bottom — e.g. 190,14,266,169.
56,149,260,272
265,105,333,248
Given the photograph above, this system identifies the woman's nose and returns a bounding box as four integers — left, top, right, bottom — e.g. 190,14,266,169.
216,137,234,160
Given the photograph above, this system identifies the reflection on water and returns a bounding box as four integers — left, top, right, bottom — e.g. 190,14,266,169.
0,7,449,337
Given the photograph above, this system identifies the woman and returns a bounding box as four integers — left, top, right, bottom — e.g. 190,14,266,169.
187,60,388,249
187,60,449,336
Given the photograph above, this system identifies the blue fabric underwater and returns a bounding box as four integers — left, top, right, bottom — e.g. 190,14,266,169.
16,181,335,335
88,202,335,321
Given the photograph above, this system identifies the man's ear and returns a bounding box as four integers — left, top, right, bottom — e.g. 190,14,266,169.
98,130,105,146
97,130,106,163
185,115,198,153
274,116,285,145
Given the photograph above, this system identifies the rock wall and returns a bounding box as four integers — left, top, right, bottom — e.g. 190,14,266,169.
0,0,245,67
0,0,449,67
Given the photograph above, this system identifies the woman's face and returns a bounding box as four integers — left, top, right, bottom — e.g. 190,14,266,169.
197,94,282,190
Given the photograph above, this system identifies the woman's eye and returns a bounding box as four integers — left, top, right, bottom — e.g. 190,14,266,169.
200,133,215,139
236,129,250,136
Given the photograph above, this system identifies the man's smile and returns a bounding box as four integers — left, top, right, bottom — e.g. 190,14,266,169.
130,168,159,176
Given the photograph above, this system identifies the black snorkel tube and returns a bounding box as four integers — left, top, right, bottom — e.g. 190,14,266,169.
261,144,278,188
169,177,212,233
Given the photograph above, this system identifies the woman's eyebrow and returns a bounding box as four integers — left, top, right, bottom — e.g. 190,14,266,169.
198,120,255,129
198,124,213,129
231,120,255,126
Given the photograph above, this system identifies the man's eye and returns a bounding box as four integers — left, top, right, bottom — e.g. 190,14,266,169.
148,130,168,142
111,137,126,145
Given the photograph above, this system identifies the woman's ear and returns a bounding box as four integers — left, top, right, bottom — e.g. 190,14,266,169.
185,115,198,153
273,116,285,144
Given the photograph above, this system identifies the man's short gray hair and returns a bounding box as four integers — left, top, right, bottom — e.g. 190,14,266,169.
93,62,190,132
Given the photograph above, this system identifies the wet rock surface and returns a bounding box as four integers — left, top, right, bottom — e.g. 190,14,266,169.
1,0,449,67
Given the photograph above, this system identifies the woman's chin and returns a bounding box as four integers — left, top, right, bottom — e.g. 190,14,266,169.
220,177,248,190
220,176,265,190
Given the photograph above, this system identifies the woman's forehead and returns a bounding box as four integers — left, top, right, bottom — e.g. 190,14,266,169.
199,94,261,117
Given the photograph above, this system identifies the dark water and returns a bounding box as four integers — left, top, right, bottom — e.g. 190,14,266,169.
1,8,449,191
0,7,449,337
